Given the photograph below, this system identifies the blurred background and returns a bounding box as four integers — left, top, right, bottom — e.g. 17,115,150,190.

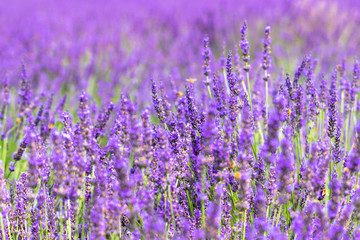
0,0,359,106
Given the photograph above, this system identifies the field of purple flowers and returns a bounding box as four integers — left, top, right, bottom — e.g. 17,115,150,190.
2,0,360,239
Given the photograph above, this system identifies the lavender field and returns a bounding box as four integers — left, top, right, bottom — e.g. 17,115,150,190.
2,0,360,239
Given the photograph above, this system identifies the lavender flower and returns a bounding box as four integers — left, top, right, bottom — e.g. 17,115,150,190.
332,124,342,163
276,127,294,203
351,59,360,105
262,26,271,81
328,70,338,139
285,73,294,102
318,74,328,109
240,21,251,72
152,79,166,124
346,122,360,175
17,63,32,120
293,57,307,89
212,73,227,118
202,36,211,79
0,75,10,122
0,6,359,238
94,102,114,139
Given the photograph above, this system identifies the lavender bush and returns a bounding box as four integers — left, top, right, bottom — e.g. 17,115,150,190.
1,0,360,239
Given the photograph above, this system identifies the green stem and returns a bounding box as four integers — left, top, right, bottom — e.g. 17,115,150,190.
271,208,277,226
59,199,64,240
326,141,334,203
0,213,6,240
206,76,212,99
319,109,325,138
241,81,248,95
223,69,230,95
276,205,282,226
201,167,206,228
354,95,358,133
266,205,271,219
2,138,7,178
67,200,72,240
1,106,7,178
345,112,350,151
164,191,168,230
167,183,175,224
341,90,345,114
6,214,12,240
246,72,253,114
185,188,194,217
241,211,247,240
257,122,264,144
295,134,301,180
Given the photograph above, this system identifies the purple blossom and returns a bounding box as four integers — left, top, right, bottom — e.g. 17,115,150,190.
262,26,271,81
328,70,338,139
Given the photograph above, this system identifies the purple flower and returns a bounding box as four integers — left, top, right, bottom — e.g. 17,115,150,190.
94,102,114,139
346,122,360,175
0,75,10,122
152,79,166,124
276,127,295,203
17,63,32,120
318,74,328,109
351,59,360,105
327,70,338,139
212,73,227,118
202,36,211,79
239,21,251,72
262,26,271,81
285,73,294,102
332,124,342,163
293,56,307,89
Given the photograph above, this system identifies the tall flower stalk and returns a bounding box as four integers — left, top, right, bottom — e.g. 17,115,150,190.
240,21,253,114
262,26,271,118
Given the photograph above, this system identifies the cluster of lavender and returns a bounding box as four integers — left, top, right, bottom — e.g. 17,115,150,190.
1,0,360,102
1,23,360,239
2,0,360,240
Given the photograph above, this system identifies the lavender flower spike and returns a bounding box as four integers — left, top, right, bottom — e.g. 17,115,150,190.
327,70,338,139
